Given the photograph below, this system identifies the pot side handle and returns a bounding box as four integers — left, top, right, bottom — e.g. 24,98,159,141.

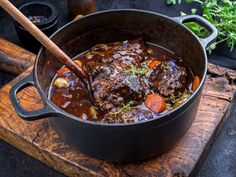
9,72,58,121
174,15,218,48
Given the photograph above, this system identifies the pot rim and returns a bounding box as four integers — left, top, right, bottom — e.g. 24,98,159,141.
34,9,208,127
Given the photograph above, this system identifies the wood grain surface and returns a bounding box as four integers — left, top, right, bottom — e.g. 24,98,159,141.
0,38,35,74
0,63,235,177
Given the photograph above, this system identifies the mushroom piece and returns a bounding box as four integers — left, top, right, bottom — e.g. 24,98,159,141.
74,60,83,67
54,77,69,88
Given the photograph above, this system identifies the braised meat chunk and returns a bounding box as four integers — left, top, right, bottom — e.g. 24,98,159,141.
91,69,149,111
149,61,188,96
90,39,150,111
101,39,147,68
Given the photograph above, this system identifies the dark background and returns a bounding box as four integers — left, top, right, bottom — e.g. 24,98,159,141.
0,0,236,177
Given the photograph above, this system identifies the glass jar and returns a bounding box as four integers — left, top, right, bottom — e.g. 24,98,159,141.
67,0,96,18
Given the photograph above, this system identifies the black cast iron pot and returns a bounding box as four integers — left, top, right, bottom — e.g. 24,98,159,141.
9,10,217,162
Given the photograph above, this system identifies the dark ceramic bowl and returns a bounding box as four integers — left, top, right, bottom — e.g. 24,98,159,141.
14,1,59,53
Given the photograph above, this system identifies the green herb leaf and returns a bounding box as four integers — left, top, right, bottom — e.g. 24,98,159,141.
180,11,187,16
183,0,236,52
185,0,199,4
191,8,197,14
130,65,148,76
110,101,134,115
87,51,97,55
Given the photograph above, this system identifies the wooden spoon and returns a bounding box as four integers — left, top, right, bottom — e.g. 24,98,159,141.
0,0,96,104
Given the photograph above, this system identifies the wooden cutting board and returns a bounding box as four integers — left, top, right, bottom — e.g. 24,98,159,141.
0,38,35,74
0,62,235,177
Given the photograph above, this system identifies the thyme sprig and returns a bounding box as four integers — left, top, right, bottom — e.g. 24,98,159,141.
110,101,134,115
130,65,148,76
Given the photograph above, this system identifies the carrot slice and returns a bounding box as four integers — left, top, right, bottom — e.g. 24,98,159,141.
192,76,200,91
145,93,166,113
146,59,161,69
57,67,71,76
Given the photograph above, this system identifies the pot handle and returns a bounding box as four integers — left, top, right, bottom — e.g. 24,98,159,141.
9,72,58,121
174,15,218,48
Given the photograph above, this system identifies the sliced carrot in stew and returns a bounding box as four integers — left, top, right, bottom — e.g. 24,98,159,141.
192,76,200,91
57,67,71,76
144,93,166,113
146,59,161,69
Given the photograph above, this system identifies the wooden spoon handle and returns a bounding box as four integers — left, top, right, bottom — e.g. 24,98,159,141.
0,0,88,81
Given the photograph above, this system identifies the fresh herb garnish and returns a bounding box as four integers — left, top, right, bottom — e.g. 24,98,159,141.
170,0,236,52
87,51,97,55
87,50,105,57
161,63,165,70
130,65,148,76
110,101,134,115
201,0,236,52
161,63,171,71
164,93,176,103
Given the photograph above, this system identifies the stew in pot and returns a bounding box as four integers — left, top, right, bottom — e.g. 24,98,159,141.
49,39,200,123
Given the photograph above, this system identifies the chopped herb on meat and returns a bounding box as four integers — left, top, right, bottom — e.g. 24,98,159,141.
129,65,148,76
